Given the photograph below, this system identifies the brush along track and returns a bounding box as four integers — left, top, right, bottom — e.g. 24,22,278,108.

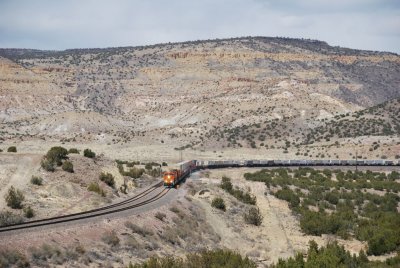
0,182,169,233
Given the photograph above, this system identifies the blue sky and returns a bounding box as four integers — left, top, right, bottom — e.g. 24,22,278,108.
0,0,399,53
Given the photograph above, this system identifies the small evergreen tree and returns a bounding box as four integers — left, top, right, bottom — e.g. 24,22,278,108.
83,149,96,158
220,176,233,192
45,146,68,166
244,206,263,226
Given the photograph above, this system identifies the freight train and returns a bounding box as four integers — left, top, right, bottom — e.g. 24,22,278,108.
163,159,399,187
162,160,196,187
195,159,400,168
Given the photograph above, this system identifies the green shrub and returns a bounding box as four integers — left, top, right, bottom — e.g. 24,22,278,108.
87,182,105,196
220,176,256,205
40,158,55,172
131,249,256,268
299,210,348,236
324,191,339,205
220,176,233,192
30,176,43,186
272,240,370,268
124,167,144,179
62,161,74,173
24,206,34,218
40,146,69,172
244,207,263,226
388,171,400,181
367,231,397,255
45,146,68,166
275,187,300,208
0,249,29,268
7,146,17,153
5,186,24,209
0,211,24,227
68,148,80,154
99,172,115,188
211,197,226,211
162,162,168,166
300,210,327,236
83,148,95,158
385,252,400,266
145,167,161,177
231,188,256,205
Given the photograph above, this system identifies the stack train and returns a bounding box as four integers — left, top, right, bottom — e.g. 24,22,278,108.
196,159,400,168
162,159,400,187
162,160,196,187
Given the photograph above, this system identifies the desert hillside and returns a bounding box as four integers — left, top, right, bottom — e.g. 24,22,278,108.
0,37,399,161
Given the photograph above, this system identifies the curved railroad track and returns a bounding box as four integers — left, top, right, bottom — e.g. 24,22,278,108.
1,159,398,234
0,182,169,233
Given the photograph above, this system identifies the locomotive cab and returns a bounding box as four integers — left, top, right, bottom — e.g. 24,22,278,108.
162,160,196,188
163,170,178,187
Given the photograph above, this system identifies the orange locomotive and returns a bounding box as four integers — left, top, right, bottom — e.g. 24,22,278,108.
163,160,196,187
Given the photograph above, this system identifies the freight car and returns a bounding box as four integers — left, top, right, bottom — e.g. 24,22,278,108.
195,159,400,168
160,159,397,187
162,160,196,187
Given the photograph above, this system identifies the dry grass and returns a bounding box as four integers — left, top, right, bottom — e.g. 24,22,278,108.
101,231,120,247
125,222,154,237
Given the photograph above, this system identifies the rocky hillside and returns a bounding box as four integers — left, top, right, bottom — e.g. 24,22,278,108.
0,37,399,153
306,98,400,143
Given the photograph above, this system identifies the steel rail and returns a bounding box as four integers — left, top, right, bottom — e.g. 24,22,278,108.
0,183,167,233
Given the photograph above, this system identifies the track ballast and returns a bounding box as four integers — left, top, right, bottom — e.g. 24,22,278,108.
0,182,169,233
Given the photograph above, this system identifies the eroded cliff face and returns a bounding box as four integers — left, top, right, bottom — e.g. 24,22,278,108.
0,37,399,151
0,57,74,119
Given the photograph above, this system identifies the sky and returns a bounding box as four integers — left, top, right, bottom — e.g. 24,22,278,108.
0,0,399,53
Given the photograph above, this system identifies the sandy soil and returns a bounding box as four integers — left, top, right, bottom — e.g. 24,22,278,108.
2,136,400,164
0,152,140,219
0,153,41,208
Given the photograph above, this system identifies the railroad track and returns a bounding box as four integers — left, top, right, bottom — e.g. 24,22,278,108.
0,182,169,233
2,160,397,234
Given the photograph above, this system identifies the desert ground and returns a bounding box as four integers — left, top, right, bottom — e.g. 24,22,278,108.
0,147,398,267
